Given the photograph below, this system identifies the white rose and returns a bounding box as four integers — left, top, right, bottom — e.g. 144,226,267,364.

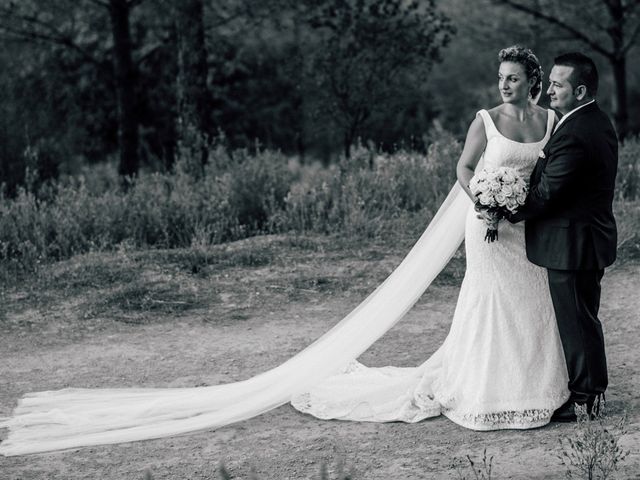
501,171,516,183
512,183,524,195
485,170,498,182
517,193,527,204
477,181,490,194
506,198,519,211
478,193,493,206
495,192,507,206
502,185,514,197
489,181,501,192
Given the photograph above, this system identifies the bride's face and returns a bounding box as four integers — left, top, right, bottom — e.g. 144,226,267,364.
498,62,532,104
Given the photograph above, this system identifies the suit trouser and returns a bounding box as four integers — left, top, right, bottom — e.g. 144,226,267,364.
547,268,607,402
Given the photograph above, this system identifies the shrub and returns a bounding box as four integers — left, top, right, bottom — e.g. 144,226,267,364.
2,131,637,276
617,136,640,201
558,403,629,479
227,149,295,233
282,136,460,236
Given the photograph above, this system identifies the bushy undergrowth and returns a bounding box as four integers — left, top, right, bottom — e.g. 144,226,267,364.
0,137,460,273
616,135,640,201
1,134,639,275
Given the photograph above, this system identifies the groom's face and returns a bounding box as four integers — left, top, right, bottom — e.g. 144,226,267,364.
547,65,579,114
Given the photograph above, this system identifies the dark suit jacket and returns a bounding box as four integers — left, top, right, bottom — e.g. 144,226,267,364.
511,102,618,270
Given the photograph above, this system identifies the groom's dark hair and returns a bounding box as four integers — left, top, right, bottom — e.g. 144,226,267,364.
554,52,599,97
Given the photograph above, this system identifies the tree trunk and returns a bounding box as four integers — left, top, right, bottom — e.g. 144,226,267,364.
175,0,211,174
343,132,351,159
293,9,306,161
109,0,139,178
608,0,628,139
610,56,628,140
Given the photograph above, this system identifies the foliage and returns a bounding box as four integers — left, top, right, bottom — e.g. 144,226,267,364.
616,135,640,201
0,139,459,274
0,0,118,192
3,135,640,278
283,137,459,236
0,0,458,191
227,149,296,232
557,403,629,480
307,0,454,156
614,199,640,263
2,0,640,194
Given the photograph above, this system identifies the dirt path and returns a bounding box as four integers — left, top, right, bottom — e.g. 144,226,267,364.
0,236,638,479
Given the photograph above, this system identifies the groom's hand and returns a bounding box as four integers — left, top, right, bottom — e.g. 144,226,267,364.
506,211,524,224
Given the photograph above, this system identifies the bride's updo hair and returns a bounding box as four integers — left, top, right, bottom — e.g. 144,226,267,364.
498,45,543,100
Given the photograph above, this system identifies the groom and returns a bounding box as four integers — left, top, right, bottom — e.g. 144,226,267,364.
509,52,618,421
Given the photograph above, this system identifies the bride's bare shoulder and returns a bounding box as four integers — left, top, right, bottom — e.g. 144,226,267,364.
485,105,505,123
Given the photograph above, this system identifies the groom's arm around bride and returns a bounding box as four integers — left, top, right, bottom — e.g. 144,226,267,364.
509,52,618,418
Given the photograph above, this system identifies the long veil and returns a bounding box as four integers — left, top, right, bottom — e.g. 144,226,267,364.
0,183,470,456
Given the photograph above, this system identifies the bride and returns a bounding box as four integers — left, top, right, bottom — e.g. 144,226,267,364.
0,46,569,456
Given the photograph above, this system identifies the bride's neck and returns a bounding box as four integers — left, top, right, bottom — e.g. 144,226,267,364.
502,102,531,121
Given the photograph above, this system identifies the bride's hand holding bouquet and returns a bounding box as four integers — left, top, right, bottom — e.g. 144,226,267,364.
469,167,528,242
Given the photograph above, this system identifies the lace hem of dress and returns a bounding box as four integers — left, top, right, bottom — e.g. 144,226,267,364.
435,388,569,431
292,389,563,429
443,407,555,431
292,391,558,429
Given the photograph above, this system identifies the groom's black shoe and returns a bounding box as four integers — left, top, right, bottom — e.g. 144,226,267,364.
550,400,577,423
551,393,605,423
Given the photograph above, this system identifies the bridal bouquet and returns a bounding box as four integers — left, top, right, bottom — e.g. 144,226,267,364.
469,166,528,242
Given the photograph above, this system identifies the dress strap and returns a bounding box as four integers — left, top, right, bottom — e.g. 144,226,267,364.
545,109,556,138
476,110,499,139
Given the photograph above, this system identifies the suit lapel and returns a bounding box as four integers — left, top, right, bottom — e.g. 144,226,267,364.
551,101,599,138
531,102,598,186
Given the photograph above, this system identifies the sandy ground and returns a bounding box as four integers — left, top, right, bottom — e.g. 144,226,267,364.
0,235,638,479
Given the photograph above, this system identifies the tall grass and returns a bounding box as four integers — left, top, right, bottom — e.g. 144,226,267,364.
1,133,638,275
616,135,640,201
0,137,459,273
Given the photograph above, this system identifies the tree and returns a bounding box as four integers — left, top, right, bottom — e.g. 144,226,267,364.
174,0,211,174
493,0,640,139
103,0,140,178
308,0,455,157
0,0,145,180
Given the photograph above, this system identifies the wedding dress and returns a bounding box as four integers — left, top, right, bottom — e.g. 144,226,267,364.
0,110,568,456
291,109,570,429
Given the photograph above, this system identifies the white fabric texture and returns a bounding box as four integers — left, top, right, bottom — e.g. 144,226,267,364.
291,109,570,429
0,168,469,456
